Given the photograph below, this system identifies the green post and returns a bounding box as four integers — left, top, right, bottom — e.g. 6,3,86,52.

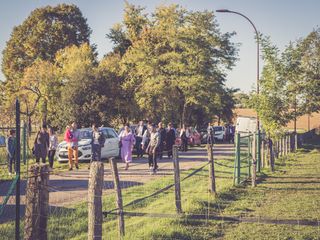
248,135,252,177
235,133,241,185
257,130,261,173
23,122,27,165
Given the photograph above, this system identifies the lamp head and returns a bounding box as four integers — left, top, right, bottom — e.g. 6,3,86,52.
216,9,230,13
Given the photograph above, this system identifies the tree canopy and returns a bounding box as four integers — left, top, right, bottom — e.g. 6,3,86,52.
108,3,238,126
2,3,91,82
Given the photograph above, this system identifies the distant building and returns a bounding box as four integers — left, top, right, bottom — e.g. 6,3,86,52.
233,108,320,131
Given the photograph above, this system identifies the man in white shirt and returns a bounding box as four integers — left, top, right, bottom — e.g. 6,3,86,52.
146,124,160,174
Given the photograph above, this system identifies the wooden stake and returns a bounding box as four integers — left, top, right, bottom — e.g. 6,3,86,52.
110,158,125,237
24,164,49,240
88,161,104,240
207,144,216,195
173,145,182,213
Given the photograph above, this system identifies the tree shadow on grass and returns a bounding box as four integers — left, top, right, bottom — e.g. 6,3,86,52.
0,204,77,224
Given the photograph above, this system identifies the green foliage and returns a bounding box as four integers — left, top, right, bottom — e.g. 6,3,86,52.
2,4,91,82
112,4,238,125
252,31,320,138
234,92,250,108
1,3,239,128
299,28,320,113
54,43,108,128
19,60,62,125
250,35,289,138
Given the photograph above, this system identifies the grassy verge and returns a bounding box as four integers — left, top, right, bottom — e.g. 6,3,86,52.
1,142,320,239
0,154,236,240
221,142,320,239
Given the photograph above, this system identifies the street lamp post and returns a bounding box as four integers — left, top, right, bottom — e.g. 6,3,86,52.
216,9,261,173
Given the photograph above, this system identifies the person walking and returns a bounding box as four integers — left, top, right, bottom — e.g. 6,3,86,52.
33,125,49,164
67,122,80,171
135,121,147,158
157,122,167,159
166,123,176,158
142,123,152,154
180,124,189,152
5,129,16,176
120,124,136,170
91,124,105,162
146,124,160,174
48,127,58,168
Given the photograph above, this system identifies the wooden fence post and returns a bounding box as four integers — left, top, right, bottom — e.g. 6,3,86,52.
288,134,291,153
39,165,49,240
110,158,125,237
284,135,288,155
24,164,49,240
88,161,104,240
270,139,275,172
207,144,216,195
173,145,182,213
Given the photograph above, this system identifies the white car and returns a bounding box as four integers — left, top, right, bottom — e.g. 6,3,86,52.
56,127,119,162
214,126,225,141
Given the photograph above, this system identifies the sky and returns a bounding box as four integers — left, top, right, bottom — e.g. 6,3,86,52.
1,0,319,92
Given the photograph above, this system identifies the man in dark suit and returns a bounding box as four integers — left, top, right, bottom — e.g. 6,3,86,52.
166,123,176,158
157,122,167,159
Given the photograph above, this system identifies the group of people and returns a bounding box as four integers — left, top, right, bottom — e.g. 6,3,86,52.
4,124,58,176
4,119,234,176
224,124,235,143
33,125,58,168
119,121,177,174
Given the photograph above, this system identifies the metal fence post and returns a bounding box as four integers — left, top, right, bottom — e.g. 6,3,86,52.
247,135,251,177
23,122,27,165
15,99,21,240
235,133,241,185
257,130,261,173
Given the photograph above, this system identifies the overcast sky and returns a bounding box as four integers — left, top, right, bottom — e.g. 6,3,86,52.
1,0,319,92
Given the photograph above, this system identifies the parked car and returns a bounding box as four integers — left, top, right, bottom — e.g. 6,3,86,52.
214,126,225,141
57,127,119,162
175,128,202,147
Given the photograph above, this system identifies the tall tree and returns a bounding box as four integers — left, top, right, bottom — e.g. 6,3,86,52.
299,29,320,113
112,4,237,125
19,60,61,126
2,4,91,83
250,36,289,138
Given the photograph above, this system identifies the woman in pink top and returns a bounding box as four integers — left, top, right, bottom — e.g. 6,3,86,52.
120,124,136,170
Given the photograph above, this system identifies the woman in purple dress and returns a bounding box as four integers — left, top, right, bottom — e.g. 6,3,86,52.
120,124,136,170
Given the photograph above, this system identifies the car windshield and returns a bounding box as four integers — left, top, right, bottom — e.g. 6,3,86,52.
214,126,223,132
79,129,92,139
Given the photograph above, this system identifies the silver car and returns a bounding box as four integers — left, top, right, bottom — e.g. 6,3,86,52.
56,127,119,162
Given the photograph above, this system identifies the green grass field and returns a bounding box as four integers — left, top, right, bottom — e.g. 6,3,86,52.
1,140,320,239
